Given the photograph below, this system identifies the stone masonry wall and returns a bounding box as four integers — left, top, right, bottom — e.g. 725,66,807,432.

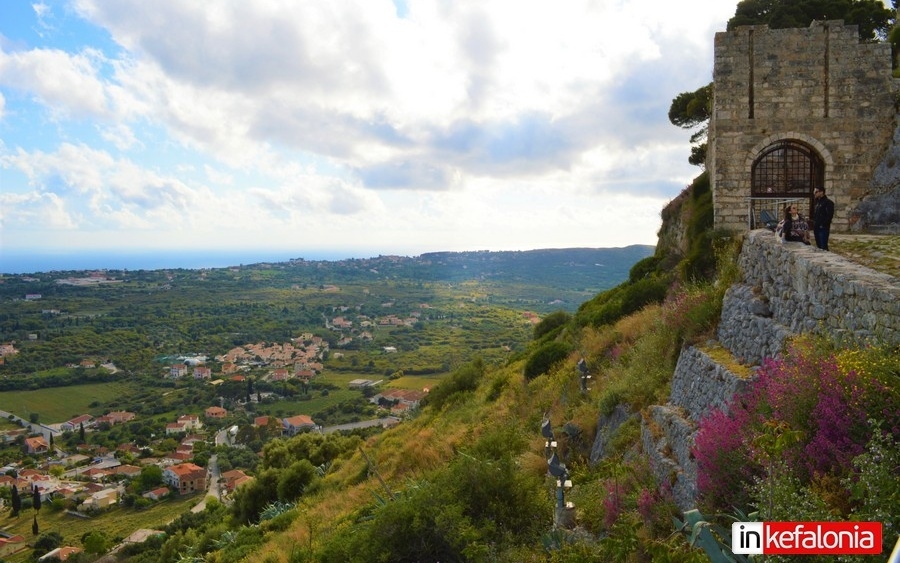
635,231,899,511
737,230,900,347
641,346,753,510
709,21,897,233
667,346,753,422
717,284,791,365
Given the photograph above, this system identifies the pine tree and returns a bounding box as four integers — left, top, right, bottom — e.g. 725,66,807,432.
32,485,41,512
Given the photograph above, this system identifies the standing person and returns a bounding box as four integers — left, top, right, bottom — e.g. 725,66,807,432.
812,187,835,250
780,204,811,244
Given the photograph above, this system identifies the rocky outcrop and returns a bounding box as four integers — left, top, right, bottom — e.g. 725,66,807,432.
589,404,635,464
858,117,900,234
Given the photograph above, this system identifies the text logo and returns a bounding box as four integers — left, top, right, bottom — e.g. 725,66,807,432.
732,522,882,556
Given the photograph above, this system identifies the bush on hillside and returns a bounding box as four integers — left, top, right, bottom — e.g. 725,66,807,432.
315,428,549,562
533,310,571,341
574,276,670,329
628,254,662,282
424,358,485,410
523,340,573,380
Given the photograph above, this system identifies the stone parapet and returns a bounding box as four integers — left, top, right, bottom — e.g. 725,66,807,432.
738,230,899,346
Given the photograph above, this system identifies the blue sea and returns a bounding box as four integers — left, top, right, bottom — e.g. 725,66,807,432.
0,249,364,275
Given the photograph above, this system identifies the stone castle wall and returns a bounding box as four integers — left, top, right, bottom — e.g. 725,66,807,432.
735,230,900,347
709,21,897,233
633,232,899,510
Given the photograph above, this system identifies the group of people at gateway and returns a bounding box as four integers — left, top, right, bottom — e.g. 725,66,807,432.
776,187,835,250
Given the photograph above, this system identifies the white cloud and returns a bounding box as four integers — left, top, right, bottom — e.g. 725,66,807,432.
1,0,736,258
0,47,111,118
99,123,139,150
0,190,78,230
31,2,55,36
63,0,726,171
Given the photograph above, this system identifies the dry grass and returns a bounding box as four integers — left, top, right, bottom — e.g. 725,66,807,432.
614,304,664,343
700,342,756,377
239,234,899,563
829,234,900,278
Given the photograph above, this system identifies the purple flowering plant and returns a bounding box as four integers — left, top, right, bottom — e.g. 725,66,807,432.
692,337,898,514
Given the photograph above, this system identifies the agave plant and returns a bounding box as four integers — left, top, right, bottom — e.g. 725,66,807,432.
259,501,295,522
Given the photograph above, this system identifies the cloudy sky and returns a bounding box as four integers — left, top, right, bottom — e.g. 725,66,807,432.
1,0,736,264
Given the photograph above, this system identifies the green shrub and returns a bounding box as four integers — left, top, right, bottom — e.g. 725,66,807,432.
576,276,670,329
524,341,573,380
533,311,572,340
628,255,662,283
315,430,549,562
425,358,485,410
597,388,625,417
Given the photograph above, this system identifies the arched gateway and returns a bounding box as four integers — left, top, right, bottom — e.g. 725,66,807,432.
749,139,825,227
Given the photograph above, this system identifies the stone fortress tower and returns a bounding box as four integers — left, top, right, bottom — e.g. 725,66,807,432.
709,20,900,233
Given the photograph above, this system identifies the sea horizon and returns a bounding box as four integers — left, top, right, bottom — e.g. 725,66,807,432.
0,249,364,275
0,244,654,276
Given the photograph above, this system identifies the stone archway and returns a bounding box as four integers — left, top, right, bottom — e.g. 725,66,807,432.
751,139,825,198
746,137,828,227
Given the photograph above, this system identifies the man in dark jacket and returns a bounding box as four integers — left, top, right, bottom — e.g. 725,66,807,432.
812,187,835,250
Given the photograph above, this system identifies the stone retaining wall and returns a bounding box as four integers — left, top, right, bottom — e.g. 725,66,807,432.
668,346,753,421
631,231,898,511
717,284,791,366
641,404,697,511
737,230,899,347
642,345,752,510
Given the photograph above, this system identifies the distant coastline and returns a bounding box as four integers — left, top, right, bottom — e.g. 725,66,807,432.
0,249,348,275
0,245,654,276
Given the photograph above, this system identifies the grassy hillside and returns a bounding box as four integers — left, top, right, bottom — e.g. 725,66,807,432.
189,174,893,562
7,175,897,561
113,174,737,562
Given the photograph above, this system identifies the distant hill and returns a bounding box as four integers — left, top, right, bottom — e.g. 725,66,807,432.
417,246,655,287
285,246,655,292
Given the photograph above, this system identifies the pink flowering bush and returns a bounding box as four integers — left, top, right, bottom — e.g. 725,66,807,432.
692,368,767,511
602,478,624,530
693,338,899,514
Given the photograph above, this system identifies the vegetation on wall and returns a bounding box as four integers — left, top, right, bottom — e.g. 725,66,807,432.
727,0,895,41
693,336,900,554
